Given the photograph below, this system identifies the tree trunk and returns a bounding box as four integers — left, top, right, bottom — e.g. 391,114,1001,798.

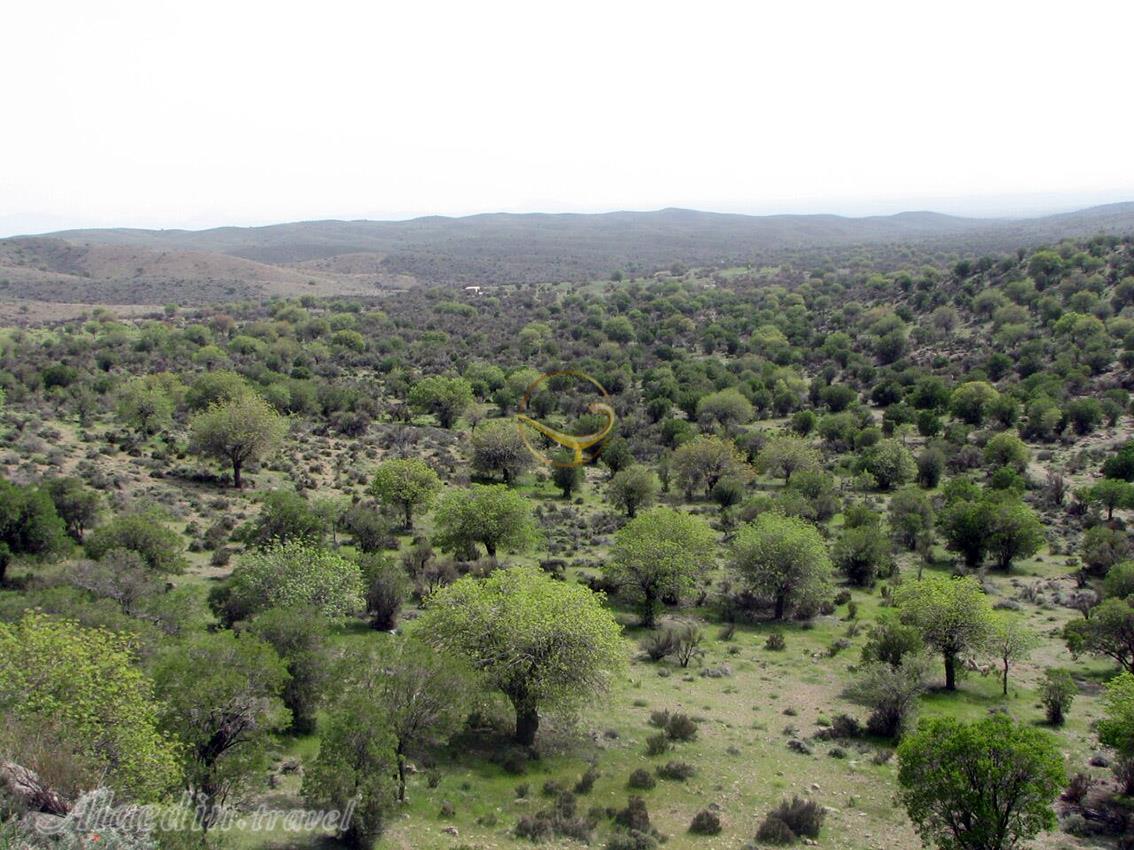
513,701,539,747
396,746,407,802
944,652,957,691
774,594,786,620
485,540,497,558
1002,660,1009,696
641,590,657,629
232,458,243,489
404,503,414,530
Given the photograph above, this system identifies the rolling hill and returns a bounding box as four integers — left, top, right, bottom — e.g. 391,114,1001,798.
2,203,1133,304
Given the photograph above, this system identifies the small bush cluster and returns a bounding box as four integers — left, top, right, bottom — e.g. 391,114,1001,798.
656,760,696,781
514,792,595,843
627,768,657,790
754,797,825,845
689,808,723,834
650,709,698,742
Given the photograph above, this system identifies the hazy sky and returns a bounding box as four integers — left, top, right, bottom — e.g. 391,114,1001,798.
3,0,1133,236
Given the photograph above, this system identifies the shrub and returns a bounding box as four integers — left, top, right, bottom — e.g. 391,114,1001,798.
665,712,698,742
640,627,680,661
656,761,696,781
1041,669,1076,726
1063,772,1094,806
830,714,864,739
759,796,825,842
765,632,786,651
645,733,670,756
627,768,656,790
755,814,797,845
614,796,651,832
689,808,723,835
574,766,599,795
515,792,593,843
607,830,657,850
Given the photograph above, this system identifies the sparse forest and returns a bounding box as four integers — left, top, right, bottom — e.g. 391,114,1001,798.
3,231,1134,850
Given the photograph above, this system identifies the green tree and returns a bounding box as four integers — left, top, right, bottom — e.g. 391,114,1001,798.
1081,524,1132,576
917,447,946,488
607,507,716,627
361,553,411,630
85,509,185,573
337,639,470,801
153,630,290,828
1103,440,1134,482
757,435,820,484
238,489,325,548
432,484,538,558
986,498,1044,571
1064,597,1134,673
117,377,174,435
861,613,924,668
369,458,442,529
982,433,1030,472
896,575,994,691
832,522,892,587
939,483,992,568
304,693,397,848
418,567,623,745
551,452,585,498
598,436,633,478
950,381,999,426
1040,669,1076,726
471,419,533,484
729,513,833,620
189,393,288,488
1066,397,1103,435
244,606,330,734
0,613,181,801
1083,479,1134,521
897,714,1065,850
185,370,251,411
672,435,751,498
987,612,1038,695
696,388,753,432
217,541,364,624
859,439,916,491
43,477,101,543
1105,561,1134,600
408,375,473,428
0,478,69,584
608,465,660,518
1098,671,1134,793
846,653,932,738
889,487,935,551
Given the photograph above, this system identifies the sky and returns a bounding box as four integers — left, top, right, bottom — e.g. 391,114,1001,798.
2,0,1133,236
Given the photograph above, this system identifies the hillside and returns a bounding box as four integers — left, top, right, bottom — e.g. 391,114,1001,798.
0,204,1130,304
0,233,1133,850
0,237,415,307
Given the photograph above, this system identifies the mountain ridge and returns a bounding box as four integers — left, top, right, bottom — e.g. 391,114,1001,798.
2,203,1133,304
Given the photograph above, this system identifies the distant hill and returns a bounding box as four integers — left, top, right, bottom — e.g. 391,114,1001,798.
3,203,1133,303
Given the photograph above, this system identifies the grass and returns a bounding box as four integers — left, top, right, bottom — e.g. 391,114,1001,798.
3,407,1126,850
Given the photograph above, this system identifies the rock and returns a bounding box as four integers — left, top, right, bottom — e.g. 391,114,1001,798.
1090,753,1110,768
810,783,821,791
442,826,459,837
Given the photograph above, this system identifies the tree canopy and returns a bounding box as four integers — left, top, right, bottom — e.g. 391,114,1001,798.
418,567,624,745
